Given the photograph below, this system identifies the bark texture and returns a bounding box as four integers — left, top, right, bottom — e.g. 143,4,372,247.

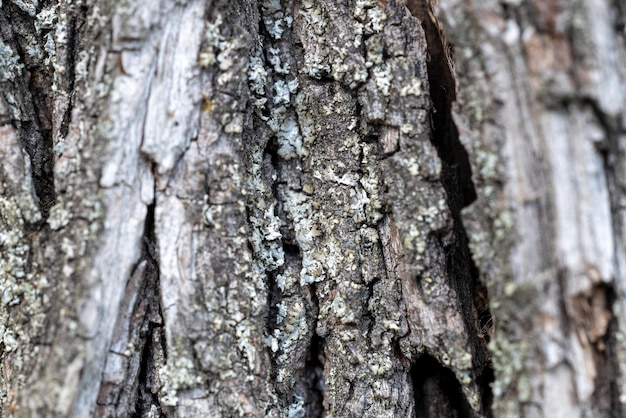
0,0,624,417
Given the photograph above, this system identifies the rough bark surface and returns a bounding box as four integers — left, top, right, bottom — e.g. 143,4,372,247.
0,0,624,417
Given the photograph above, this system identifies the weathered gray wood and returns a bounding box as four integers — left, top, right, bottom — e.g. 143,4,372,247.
435,0,626,416
1,0,625,417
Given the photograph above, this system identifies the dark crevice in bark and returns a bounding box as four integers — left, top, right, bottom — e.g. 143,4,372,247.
411,5,472,200
614,0,626,38
412,354,474,418
95,195,165,417
586,98,625,417
133,201,165,417
604,286,624,418
0,3,56,220
407,2,477,209
474,276,493,344
407,1,494,413
365,276,382,341
303,330,325,417
260,137,284,389
301,275,325,417
254,3,328,414
263,132,327,416
584,283,619,417
19,121,56,219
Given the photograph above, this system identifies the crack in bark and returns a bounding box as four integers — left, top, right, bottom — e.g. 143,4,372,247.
94,194,166,418
302,330,325,417
252,2,328,414
132,200,165,417
407,0,494,414
581,97,625,417
603,286,623,417
59,12,79,140
260,127,327,415
0,3,57,220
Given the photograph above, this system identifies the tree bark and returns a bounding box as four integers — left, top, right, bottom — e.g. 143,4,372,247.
0,0,624,417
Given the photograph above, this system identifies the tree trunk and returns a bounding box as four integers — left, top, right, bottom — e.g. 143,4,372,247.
0,0,624,417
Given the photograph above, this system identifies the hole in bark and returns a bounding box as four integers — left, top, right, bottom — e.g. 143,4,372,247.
411,354,473,418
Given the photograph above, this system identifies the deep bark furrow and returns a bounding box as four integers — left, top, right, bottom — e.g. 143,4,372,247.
133,201,165,417
0,3,56,218
413,1,495,413
94,195,165,418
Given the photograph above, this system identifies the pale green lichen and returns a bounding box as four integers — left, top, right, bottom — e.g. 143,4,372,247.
282,190,328,286
268,47,290,75
261,0,293,40
489,336,529,399
354,0,386,34
272,80,291,105
274,115,305,160
158,356,203,406
273,299,307,364
47,199,72,230
198,14,223,68
0,39,23,82
399,78,423,97
246,146,285,272
299,1,330,78
248,55,268,96
223,113,244,134
35,5,57,30
284,395,306,418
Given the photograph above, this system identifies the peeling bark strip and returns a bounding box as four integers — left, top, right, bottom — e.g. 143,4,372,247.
1,0,625,417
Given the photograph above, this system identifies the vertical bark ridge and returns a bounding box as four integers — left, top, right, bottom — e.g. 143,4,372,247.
0,96,47,417
407,1,495,415
0,1,89,414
